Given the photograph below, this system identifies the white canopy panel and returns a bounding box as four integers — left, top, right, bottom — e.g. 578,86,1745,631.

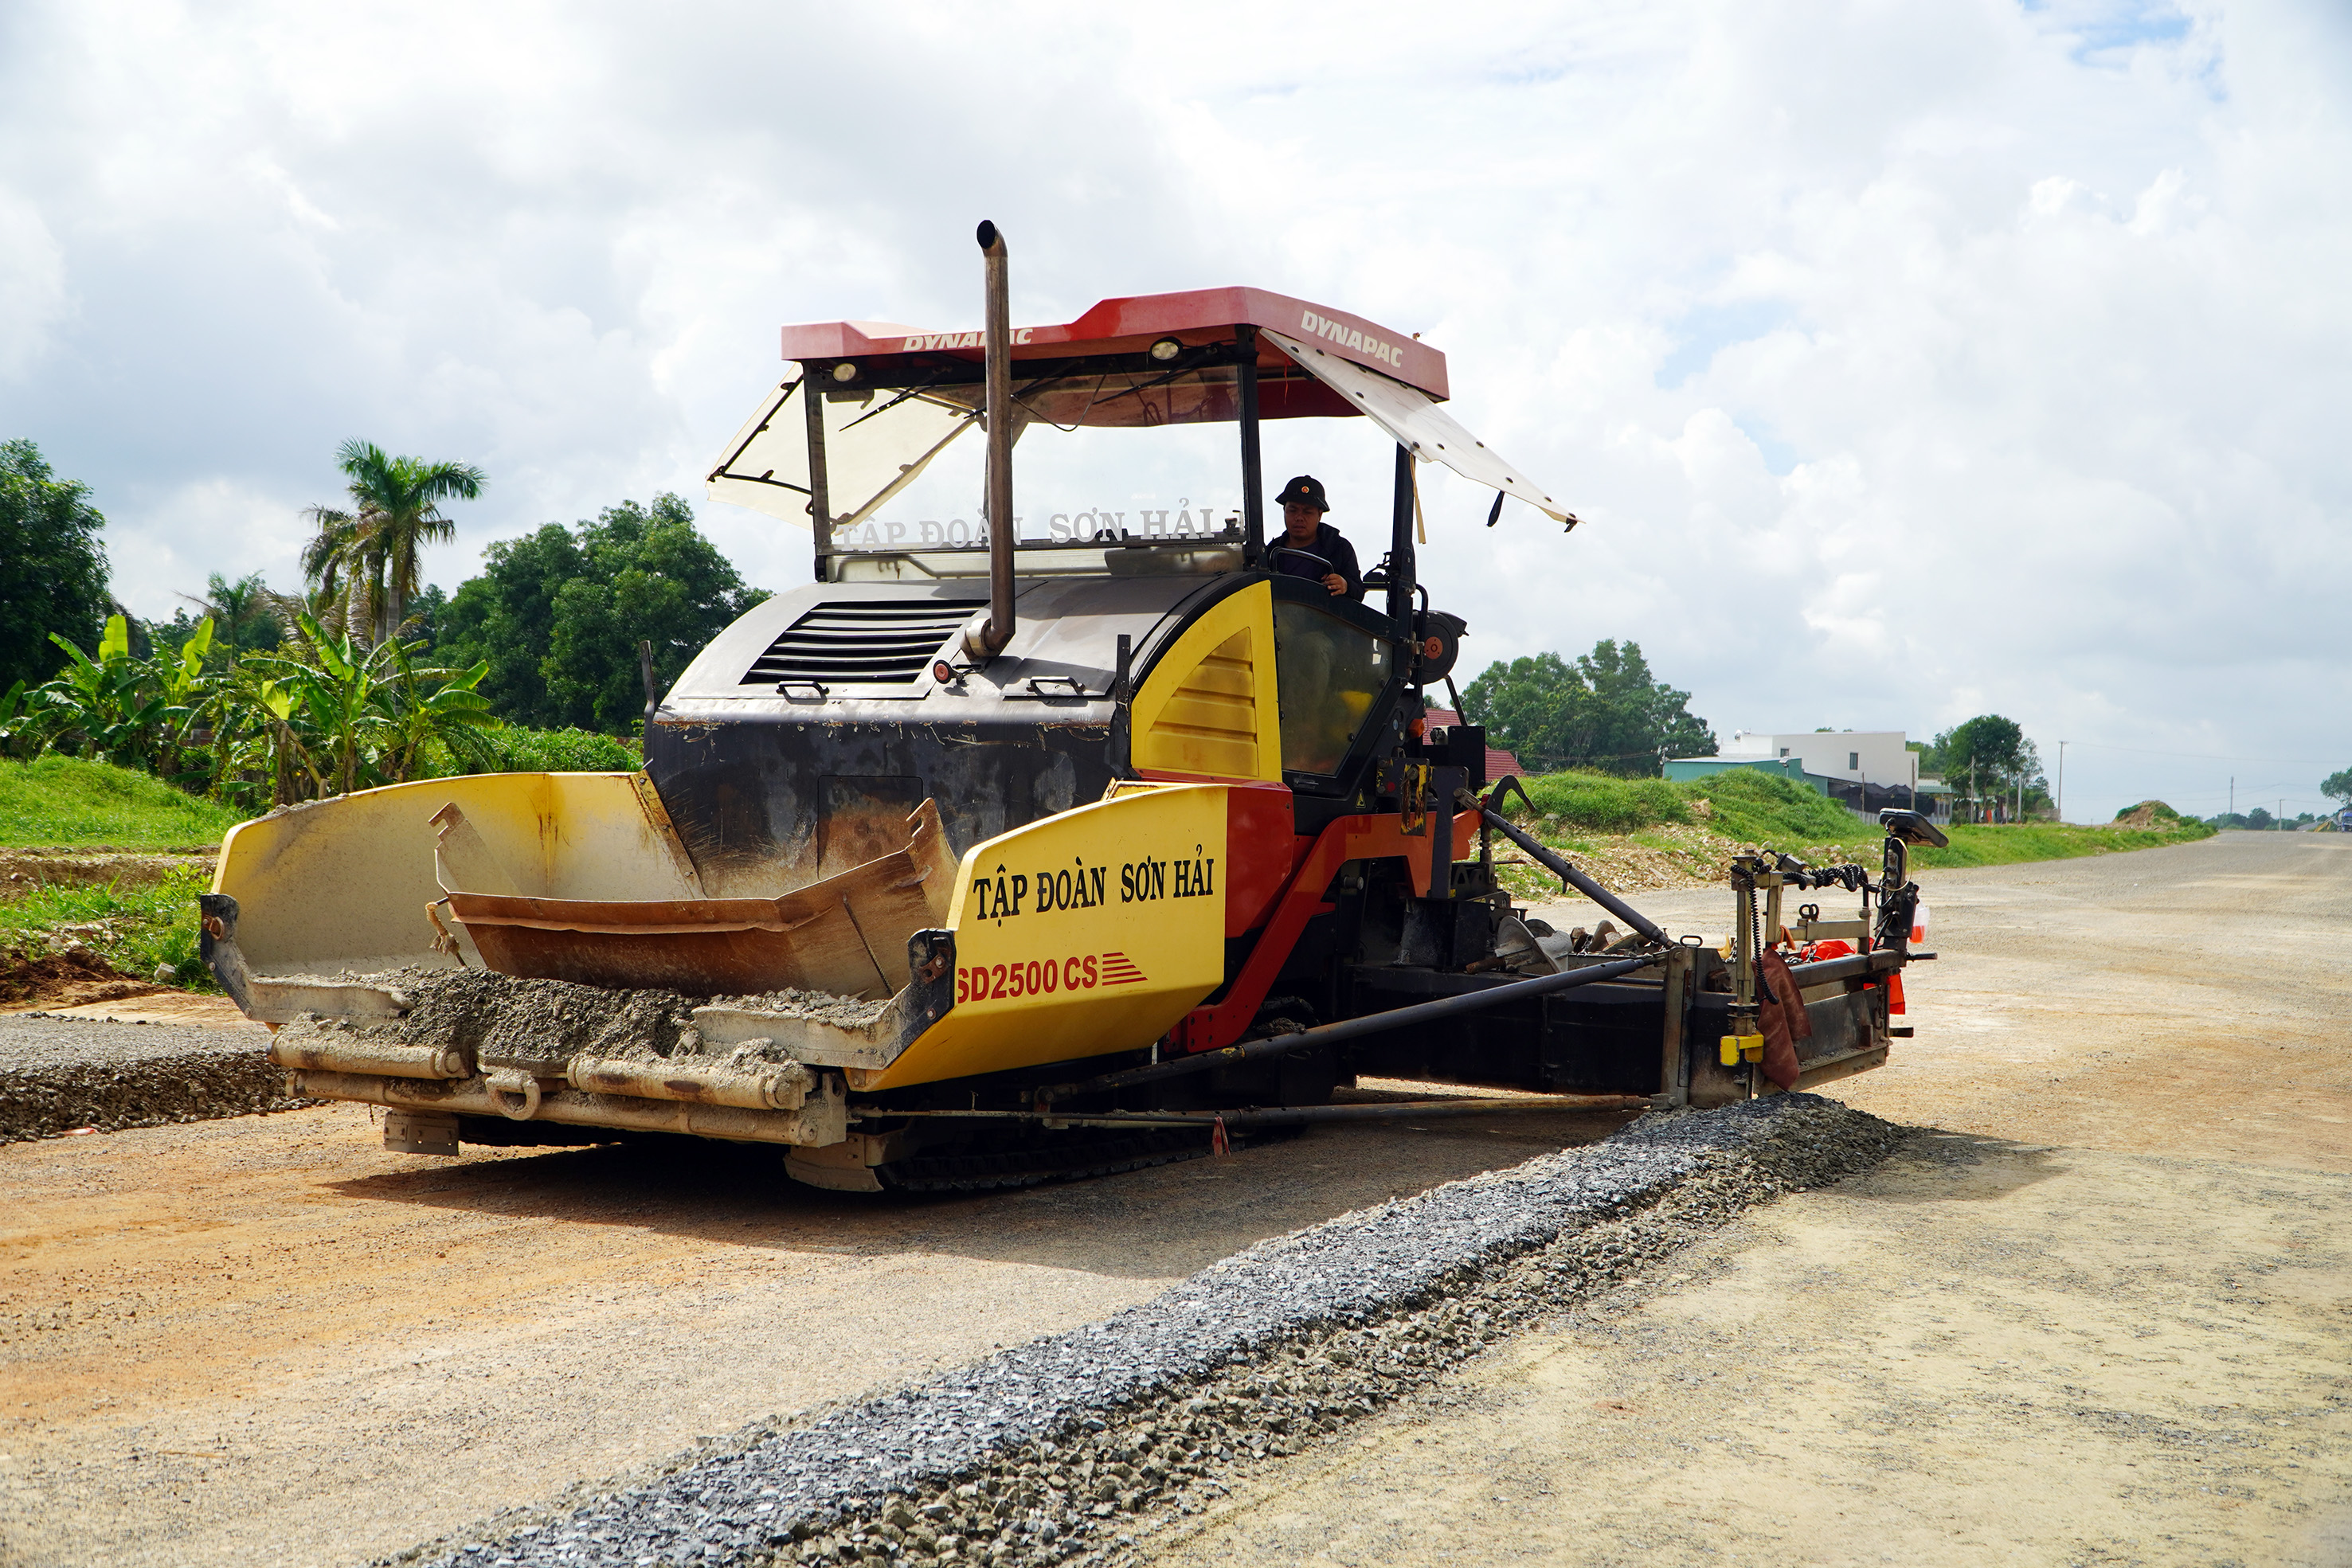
705,378,812,526
706,375,984,533
1263,329,1573,524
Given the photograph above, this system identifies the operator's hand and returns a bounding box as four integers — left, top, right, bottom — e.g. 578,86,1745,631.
1321,573,1345,596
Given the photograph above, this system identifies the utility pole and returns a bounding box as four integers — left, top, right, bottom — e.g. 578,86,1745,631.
2229,776,2234,817
2057,741,2066,825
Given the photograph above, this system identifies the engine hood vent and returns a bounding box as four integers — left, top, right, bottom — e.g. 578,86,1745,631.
741,600,978,688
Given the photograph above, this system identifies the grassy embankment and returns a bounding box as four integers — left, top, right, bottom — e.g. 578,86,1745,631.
0,730,636,992
1495,767,2216,898
0,757,242,987
0,754,244,850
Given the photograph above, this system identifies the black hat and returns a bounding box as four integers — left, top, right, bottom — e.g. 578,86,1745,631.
1275,475,1329,512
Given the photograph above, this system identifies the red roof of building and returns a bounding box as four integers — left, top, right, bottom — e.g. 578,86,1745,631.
1425,709,1528,780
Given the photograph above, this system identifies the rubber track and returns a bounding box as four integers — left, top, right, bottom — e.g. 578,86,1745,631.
875,1124,1225,1192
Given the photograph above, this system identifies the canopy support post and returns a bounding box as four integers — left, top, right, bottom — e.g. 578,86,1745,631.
1387,442,1417,627
801,377,831,583
1236,325,1264,568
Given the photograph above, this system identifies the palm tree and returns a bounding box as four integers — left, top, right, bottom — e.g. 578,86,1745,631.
300,440,485,644
176,570,280,653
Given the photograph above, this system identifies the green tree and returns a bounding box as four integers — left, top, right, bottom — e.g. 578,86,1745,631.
438,494,767,732
2322,768,2352,809
404,581,450,650
184,570,284,655
1460,639,1714,776
0,440,112,692
1456,651,1576,766
1931,714,2051,819
301,440,486,645
148,570,285,665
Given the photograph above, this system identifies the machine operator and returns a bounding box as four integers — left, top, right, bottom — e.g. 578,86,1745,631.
1271,475,1364,600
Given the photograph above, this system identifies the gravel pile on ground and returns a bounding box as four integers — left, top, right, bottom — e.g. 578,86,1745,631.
0,1014,303,1144
391,1095,1900,1568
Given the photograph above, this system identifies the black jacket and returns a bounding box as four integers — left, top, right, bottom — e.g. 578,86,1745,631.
1270,522,1364,600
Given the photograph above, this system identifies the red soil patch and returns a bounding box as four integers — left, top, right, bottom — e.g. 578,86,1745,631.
0,947,162,1010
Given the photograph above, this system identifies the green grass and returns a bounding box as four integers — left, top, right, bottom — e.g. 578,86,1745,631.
1506,765,2216,875
1918,820,2217,868
0,756,245,849
1513,772,1695,834
1514,767,1861,846
0,866,217,987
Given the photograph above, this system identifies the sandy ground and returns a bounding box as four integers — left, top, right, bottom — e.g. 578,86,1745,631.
1144,831,2352,1566
0,1082,1635,1568
14,993,265,1030
4,831,2345,1567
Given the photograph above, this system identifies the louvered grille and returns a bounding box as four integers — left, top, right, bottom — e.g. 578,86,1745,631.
741,600,979,687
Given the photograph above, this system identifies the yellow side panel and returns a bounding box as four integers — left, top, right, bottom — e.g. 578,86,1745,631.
869,784,1230,1089
212,772,701,977
1130,581,1281,782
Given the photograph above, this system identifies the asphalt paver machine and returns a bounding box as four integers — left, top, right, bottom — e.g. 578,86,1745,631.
203,224,1935,1189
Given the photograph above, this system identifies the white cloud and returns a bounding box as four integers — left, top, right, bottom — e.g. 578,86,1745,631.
0,191,68,377
0,0,2346,819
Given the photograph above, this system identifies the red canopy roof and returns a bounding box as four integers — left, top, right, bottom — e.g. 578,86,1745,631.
780,287,1450,401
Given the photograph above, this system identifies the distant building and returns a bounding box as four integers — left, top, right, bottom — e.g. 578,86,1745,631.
1720,730,1920,792
1664,729,1946,819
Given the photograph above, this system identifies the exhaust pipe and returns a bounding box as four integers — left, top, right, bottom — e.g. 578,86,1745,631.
976,219,1016,657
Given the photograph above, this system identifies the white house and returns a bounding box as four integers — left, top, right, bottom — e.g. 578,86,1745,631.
1716,731,1920,794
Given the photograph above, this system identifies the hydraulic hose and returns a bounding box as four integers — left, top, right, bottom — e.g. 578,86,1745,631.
1044,952,1657,1101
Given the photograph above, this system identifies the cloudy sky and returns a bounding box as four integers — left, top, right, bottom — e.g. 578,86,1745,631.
4,0,2344,821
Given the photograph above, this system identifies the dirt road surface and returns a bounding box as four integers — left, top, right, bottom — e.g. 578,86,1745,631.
1145,831,2352,1566
4,831,2345,1567
0,1079,1634,1567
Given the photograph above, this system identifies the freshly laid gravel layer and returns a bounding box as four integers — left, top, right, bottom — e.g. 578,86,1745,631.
0,1014,305,1144
395,1095,1899,1568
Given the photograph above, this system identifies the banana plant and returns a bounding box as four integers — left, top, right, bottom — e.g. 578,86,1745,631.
374,635,499,782
257,612,389,797
0,679,26,757
149,617,221,788
34,615,168,768
16,607,518,809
